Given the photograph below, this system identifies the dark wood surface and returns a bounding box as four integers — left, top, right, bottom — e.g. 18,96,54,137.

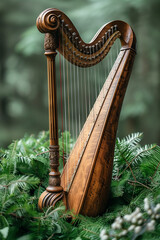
37,8,136,216
38,32,63,210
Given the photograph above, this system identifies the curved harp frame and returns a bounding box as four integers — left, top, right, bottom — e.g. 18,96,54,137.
37,8,136,216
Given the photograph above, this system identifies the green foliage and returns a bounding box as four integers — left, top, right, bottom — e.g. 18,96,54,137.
58,131,74,172
0,131,160,239
112,133,160,207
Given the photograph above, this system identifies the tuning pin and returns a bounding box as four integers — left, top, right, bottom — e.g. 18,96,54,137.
67,28,72,39
78,41,82,51
98,40,102,49
63,24,69,35
92,46,95,59
102,36,105,44
114,25,118,31
105,31,108,40
81,44,85,53
75,36,78,41
111,26,114,34
95,43,98,52
108,29,111,37
72,32,76,44
60,19,64,29
85,46,89,54
74,36,78,48
89,46,92,54
92,45,95,53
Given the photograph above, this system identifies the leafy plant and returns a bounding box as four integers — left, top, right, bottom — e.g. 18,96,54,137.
0,131,160,239
100,198,160,240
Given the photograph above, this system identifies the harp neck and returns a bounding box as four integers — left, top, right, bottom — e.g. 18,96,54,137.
36,8,136,67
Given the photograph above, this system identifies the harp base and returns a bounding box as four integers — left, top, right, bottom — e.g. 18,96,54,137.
38,190,64,210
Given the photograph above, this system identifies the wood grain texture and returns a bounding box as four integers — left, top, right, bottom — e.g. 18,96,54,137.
37,9,135,67
61,49,136,216
38,33,63,210
36,8,136,216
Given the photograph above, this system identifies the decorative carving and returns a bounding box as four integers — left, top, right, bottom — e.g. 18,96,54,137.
36,9,60,33
38,145,63,210
38,191,64,210
49,177,60,187
44,33,58,51
49,145,59,168
45,145,62,192
36,9,135,68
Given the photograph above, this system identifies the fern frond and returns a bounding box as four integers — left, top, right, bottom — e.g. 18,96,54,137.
7,175,39,194
1,198,15,214
113,133,160,179
114,134,140,167
78,215,106,240
139,145,160,177
1,131,159,240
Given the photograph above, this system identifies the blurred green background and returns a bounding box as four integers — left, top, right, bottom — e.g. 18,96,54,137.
0,0,159,148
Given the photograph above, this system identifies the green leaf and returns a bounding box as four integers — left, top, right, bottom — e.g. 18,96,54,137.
0,227,9,239
111,173,130,198
16,235,33,240
0,216,9,229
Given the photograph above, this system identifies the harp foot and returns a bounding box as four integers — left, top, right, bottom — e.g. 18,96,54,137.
38,190,64,210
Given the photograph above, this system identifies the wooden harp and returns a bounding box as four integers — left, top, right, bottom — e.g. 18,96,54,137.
37,8,136,217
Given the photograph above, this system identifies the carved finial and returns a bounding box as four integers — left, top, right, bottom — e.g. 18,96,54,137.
36,9,60,33
44,33,58,51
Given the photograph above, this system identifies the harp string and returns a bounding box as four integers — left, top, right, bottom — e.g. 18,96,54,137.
68,40,122,191
84,62,88,120
58,31,121,186
60,21,65,182
72,37,76,170
96,44,100,93
69,54,74,165
100,42,105,99
90,46,95,122
63,21,69,185
111,27,113,67
59,40,65,168
66,48,70,187
72,35,77,145
77,55,81,159
94,45,98,100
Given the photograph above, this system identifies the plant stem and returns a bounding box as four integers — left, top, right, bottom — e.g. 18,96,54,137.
118,145,157,179
128,180,152,190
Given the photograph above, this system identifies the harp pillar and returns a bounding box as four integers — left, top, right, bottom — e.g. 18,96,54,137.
38,32,64,210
